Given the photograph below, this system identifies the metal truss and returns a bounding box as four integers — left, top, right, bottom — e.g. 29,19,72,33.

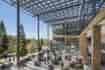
1,0,105,35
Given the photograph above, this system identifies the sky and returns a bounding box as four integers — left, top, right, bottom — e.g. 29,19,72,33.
0,1,52,39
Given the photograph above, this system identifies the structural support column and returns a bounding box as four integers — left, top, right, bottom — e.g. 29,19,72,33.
37,15,41,52
47,24,50,47
80,33,88,64
16,0,20,66
92,25,101,70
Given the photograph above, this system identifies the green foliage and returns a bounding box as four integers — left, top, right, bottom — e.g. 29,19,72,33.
31,48,38,53
0,46,6,54
35,39,44,51
53,27,64,35
8,46,16,53
0,20,6,37
18,24,27,56
1,35,8,50
40,39,43,46
0,20,8,54
19,46,27,56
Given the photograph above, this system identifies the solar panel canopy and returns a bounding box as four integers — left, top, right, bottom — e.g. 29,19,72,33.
2,0,103,35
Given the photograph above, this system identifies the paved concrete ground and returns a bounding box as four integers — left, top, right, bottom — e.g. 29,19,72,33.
0,49,93,70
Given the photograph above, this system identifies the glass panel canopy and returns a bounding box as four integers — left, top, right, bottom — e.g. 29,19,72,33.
2,0,105,35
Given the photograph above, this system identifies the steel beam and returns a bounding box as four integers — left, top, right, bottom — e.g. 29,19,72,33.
2,0,81,20
37,15,41,52
47,24,50,48
16,0,20,66
2,0,33,17
33,2,81,16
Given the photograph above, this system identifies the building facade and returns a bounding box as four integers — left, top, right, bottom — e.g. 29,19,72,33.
52,23,80,55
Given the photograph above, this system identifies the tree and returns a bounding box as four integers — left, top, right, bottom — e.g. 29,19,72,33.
0,20,6,37
0,20,8,54
40,39,43,47
19,24,27,56
36,39,43,51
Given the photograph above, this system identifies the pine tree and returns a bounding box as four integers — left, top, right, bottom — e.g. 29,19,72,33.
0,20,8,54
0,20,6,37
19,24,27,56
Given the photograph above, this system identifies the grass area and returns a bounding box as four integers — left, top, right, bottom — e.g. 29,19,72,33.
8,46,38,55
0,59,5,64
31,48,38,53
8,47,16,53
